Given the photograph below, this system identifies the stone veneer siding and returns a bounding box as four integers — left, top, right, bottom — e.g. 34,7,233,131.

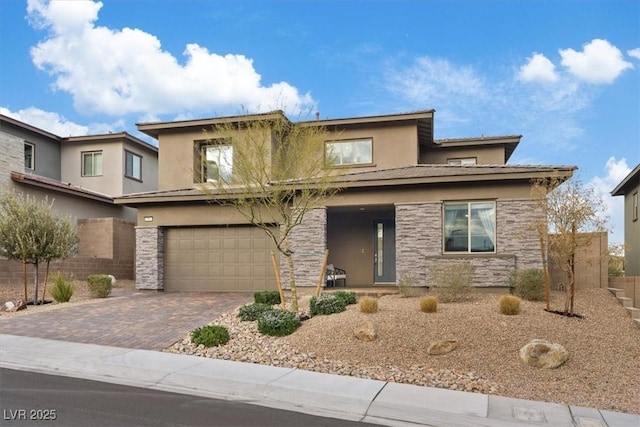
396,199,542,288
280,207,327,288
135,226,164,290
0,131,24,187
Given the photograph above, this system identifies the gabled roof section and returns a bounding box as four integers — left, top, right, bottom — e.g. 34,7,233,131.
136,110,289,138
431,135,522,162
10,172,115,204
611,163,640,196
0,114,62,141
63,132,158,153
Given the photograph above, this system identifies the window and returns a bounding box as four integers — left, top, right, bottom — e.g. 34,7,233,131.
447,157,476,165
195,142,233,183
633,191,638,222
444,201,496,253
82,151,103,176
125,151,142,180
325,138,372,166
24,142,35,170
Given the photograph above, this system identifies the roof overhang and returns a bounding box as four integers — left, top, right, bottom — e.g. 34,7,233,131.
63,132,158,153
10,172,115,204
611,164,640,196
431,135,521,162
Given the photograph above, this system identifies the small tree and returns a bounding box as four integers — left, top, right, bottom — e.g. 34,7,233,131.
198,112,345,312
531,178,608,315
0,191,78,304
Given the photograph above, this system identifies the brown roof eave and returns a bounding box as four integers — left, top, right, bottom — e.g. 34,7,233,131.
611,164,640,196
10,172,115,204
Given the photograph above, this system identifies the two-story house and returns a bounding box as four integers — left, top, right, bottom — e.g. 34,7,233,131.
612,164,640,276
0,114,159,283
116,110,574,292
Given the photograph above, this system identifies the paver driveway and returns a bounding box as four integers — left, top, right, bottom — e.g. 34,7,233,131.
0,290,252,350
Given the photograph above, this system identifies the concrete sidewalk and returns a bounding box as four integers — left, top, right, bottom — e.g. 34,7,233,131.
1,334,637,427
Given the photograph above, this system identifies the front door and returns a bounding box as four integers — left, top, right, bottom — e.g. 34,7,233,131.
373,219,396,284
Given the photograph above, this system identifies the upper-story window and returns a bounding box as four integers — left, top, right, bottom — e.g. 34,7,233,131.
24,142,35,170
633,191,638,222
325,138,373,166
195,141,233,183
82,151,103,176
447,157,477,165
443,201,496,253
125,151,142,180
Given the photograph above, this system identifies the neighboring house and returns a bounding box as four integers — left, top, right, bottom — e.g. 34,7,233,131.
611,164,640,276
116,110,575,292
0,114,159,283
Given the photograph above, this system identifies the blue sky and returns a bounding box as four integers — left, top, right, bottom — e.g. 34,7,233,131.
1,0,638,244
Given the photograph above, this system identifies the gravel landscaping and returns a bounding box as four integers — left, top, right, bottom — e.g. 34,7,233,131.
165,288,640,415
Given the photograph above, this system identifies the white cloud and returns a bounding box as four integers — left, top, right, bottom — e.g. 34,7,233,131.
0,106,89,136
27,0,314,117
588,157,632,245
518,53,559,83
628,48,640,60
559,39,633,84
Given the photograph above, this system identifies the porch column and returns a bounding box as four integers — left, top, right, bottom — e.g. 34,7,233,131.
135,226,164,290
280,207,327,288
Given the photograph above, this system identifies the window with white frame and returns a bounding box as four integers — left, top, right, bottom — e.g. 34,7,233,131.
82,151,103,176
125,151,142,180
325,138,372,166
443,201,496,253
447,157,476,165
24,142,35,170
195,141,233,183
633,191,638,222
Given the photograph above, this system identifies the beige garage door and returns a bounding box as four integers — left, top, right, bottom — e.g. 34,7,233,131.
164,226,277,292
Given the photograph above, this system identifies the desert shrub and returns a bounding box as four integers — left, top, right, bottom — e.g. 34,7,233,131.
397,273,421,297
238,303,275,321
359,296,378,313
429,262,475,302
257,309,300,336
254,290,281,305
332,291,356,305
309,294,347,316
87,274,112,298
191,325,230,347
498,294,521,315
419,296,438,313
509,268,544,301
49,272,75,303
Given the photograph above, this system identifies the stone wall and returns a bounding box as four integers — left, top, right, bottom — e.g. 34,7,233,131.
0,131,24,187
135,226,164,290
280,207,327,288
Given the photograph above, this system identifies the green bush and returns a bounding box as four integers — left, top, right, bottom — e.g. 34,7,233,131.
49,272,75,303
429,262,475,302
332,291,356,305
309,294,347,316
254,290,281,305
359,296,379,313
509,269,544,301
87,274,112,298
238,303,275,321
191,325,230,347
419,296,438,313
257,309,301,336
498,294,521,315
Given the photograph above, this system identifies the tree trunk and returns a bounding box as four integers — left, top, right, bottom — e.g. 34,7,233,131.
22,260,28,300
285,253,298,313
41,261,51,302
539,236,550,310
33,260,40,305
569,254,575,315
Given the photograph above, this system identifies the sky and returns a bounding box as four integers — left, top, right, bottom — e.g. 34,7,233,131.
0,0,638,245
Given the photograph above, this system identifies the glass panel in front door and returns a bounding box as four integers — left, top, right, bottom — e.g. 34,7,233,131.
377,222,384,277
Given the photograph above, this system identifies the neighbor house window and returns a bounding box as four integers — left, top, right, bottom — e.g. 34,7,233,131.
195,141,233,183
443,201,496,253
125,151,142,180
24,142,35,170
633,191,638,222
82,151,103,176
447,157,476,165
325,138,372,166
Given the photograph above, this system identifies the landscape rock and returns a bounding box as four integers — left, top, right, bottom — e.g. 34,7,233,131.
5,299,27,312
353,320,377,341
108,275,117,286
519,339,569,369
427,340,458,355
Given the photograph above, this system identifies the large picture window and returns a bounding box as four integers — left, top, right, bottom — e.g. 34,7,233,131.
325,138,372,166
444,201,496,253
82,151,103,176
195,142,233,183
125,151,142,180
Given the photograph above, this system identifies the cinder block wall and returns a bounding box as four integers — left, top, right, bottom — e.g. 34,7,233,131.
549,232,608,290
609,276,640,308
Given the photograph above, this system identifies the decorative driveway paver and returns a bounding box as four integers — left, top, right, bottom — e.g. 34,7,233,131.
0,291,252,350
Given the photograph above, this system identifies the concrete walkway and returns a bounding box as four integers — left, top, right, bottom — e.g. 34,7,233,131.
1,334,637,427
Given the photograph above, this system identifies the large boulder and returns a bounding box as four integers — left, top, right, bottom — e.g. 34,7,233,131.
427,340,458,355
353,320,377,341
519,339,569,369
